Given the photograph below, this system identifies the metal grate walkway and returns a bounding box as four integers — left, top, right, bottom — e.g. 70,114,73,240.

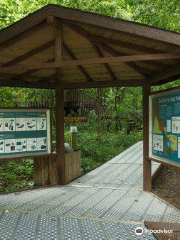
0,141,179,239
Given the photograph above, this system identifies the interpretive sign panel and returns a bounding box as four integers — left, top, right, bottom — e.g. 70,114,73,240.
0,109,51,158
150,89,180,166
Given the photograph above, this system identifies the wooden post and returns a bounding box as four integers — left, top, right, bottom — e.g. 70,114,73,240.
71,132,77,150
143,82,152,191
56,85,66,184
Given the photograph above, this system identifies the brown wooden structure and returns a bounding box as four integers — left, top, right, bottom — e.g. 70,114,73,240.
0,4,180,189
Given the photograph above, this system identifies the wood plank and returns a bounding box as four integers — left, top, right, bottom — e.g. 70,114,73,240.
143,82,151,191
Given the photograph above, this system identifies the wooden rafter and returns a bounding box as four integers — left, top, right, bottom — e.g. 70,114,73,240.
0,78,55,89
96,42,166,71
10,58,55,81
0,22,49,52
91,43,117,80
2,41,54,67
63,43,92,81
147,63,180,84
0,53,180,73
96,42,148,76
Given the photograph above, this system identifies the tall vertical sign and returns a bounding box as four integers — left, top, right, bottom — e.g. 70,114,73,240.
150,89,180,166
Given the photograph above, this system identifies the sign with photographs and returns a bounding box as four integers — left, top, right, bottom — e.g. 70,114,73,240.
150,89,180,167
0,109,51,158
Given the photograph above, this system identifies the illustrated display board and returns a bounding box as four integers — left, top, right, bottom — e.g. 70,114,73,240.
0,109,51,158
150,89,180,166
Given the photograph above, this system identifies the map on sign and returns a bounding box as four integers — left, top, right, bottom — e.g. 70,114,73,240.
150,90,180,165
0,109,51,158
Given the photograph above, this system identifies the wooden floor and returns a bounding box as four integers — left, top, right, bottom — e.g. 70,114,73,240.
0,141,179,240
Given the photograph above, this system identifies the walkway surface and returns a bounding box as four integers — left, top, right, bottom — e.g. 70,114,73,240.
0,141,179,240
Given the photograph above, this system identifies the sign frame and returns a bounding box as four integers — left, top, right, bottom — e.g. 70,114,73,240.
0,107,52,161
149,88,180,169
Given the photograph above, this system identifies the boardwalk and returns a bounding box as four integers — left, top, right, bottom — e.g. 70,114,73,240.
0,141,179,239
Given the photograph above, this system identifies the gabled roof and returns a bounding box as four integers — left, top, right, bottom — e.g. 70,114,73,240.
0,4,180,89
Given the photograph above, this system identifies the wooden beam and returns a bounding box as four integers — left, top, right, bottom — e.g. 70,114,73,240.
97,42,166,70
0,62,56,73
56,85,66,184
62,79,143,89
59,53,180,67
0,21,48,52
0,78,55,89
63,43,92,81
2,41,54,67
0,53,179,73
147,63,180,84
96,42,147,77
11,58,55,81
92,43,117,80
143,82,151,191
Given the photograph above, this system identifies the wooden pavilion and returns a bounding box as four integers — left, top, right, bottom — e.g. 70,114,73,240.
0,4,180,191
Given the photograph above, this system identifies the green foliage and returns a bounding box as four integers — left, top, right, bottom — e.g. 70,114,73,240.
0,159,34,192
